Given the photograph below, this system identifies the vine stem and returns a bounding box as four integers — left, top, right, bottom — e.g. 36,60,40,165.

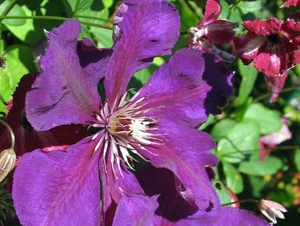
222,198,258,206
0,15,113,30
0,0,17,21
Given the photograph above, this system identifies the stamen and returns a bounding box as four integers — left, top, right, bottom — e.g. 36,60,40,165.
91,91,165,179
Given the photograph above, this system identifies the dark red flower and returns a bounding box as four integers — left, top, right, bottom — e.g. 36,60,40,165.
259,116,291,161
234,18,300,77
281,0,300,8
188,0,238,62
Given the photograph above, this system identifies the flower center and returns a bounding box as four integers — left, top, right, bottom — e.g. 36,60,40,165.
91,92,163,178
267,34,280,47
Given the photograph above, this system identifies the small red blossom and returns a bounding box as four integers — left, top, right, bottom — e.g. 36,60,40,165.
259,116,292,161
225,186,240,208
188,0,238,62
281,0,300,7
234,18,300,77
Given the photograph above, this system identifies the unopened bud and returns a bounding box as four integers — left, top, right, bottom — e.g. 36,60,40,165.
258,199,287,224
0,148,16,183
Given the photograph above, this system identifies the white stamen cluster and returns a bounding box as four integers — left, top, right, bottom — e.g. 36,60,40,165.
90,92,163,178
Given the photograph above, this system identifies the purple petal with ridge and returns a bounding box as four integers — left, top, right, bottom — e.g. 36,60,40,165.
136,123,220,217
134,48,233,128
26,19,113,131
113,194,159,226
12,138,101,226
116,164,221,225
105,0,180,104
98,154,145,215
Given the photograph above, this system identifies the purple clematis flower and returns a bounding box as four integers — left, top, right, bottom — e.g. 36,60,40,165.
12,0,233,225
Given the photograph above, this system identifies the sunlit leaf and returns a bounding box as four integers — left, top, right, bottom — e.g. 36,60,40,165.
217,119,260,163
211,118,237,141
219,0,230,19
0,1,25,26
237,0,262,14
64,0,93,15
5,5,61,46
214,181,231,205
294,149,300,172
223,162,243,194
102,0,113,8
0,44,36,113
233,62,258,107
239,155,283,176
228,9,243,34
243,103,282,134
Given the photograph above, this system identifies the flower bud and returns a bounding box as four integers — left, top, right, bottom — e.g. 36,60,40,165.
0,148,16,183
258,199,287,224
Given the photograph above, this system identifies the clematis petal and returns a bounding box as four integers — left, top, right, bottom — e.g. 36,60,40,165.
243,18,282,36
206,20,238,45
139,123,220,215
265,71,288,102
201,0,221,24
215,207,269,225
0,72,86,157
12,138,101,226
134,48,233,127
254,52,282,76
99,154,145,216
26,19,113,131
105,0,180,104
113,194,159,226
281,18,300,45
233,33,266,65
133,164,220,225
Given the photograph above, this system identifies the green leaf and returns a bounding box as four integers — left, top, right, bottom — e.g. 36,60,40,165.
210,119,237,141
239,155,283,176
0,44,36,113
5,5,61,46
232,97,252,121
228,9,243,34
294,149,300,172
243,103,282,134
199,114,215,130
102,0,113,8
237,0,262,14
0,1,26,26
217,119,260,163
223,162,243,194
214,181,231,205
248,176,266,198
219,0,230,19
64,0,93,15
233,61,258,107
90,27,113,48
0,100,5,113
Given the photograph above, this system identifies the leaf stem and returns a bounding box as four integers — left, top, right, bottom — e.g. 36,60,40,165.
0,15,113,29
0,0,17,21
253,86,300,102
222,198,258,206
